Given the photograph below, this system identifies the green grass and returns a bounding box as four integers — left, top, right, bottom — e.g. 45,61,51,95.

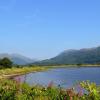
0,66,50,79
0,79,100,100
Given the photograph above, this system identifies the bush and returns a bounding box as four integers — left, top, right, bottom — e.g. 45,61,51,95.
0,79,100,100
0,58,12,69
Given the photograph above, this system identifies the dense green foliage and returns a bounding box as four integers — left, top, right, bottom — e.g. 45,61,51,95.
0,58,12,69
0,79,100,100
34,47,100,65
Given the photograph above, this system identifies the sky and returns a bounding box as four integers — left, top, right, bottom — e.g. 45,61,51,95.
0,0,100,59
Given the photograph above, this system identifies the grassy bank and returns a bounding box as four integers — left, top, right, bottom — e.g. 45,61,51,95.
0,65,100,79
0,79,100,100
0,66,50,79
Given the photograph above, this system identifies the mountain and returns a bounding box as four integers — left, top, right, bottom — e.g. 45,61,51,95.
0,53,36,65
34,46,100,65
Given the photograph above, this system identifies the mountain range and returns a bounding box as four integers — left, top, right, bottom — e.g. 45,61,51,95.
0,53,36,65
1,46,100,65
34,46,100,65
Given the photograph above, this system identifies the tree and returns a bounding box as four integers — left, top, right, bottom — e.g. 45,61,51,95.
0,58,13,68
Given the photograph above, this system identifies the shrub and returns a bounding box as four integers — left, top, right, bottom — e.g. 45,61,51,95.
0,79,100,100
0,58,12,69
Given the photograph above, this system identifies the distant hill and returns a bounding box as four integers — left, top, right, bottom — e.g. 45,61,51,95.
34,46,100,65
0,53,36,65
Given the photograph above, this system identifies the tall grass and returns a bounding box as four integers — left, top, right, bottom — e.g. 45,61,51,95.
0,79,100,100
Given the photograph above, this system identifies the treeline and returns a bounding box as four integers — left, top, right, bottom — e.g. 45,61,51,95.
32,63,100,67
0,58,12,69
0,58,30,69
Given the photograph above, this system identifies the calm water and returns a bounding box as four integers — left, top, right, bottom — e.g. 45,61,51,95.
14,67,100,88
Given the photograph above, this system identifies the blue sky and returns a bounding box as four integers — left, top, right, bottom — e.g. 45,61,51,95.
0,0,100,59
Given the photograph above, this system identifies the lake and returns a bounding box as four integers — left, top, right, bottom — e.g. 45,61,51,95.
14,67,100,88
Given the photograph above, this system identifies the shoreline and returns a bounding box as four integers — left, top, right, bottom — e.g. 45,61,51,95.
0,66,49,79
0,65,100,79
